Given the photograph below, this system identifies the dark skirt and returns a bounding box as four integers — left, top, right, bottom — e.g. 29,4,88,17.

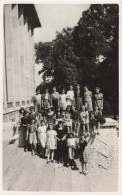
75,97,82,111
79,150,88,163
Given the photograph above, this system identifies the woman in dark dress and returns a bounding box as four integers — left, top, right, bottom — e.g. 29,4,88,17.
21,111,29,152
51,87,59,112
74,84,82,111
56,121,68,165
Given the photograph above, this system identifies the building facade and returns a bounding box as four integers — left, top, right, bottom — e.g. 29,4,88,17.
3,4,41,122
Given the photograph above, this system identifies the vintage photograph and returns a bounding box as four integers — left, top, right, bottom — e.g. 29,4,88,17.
3,3,119,191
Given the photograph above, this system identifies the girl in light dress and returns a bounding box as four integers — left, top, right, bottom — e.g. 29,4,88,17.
83,86,93,114
59,89,67,111
26,118,37,156
80,105,90,136
93,87,103,115
67,133,79,170
66,85,75,106
46,124,57,164
64,106,72,134
37,120,48,157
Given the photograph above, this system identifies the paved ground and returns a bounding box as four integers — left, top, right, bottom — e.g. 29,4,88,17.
3,126,118,192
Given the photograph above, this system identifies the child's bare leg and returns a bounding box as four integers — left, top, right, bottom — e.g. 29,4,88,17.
47,150,50,162
67,127,70,133
51,150,54,161
97,122,100,135
86,123,90,134
84,163,88,174
33,143,37,153
82,124,85,135
70,125,72,133
93,125,96,134
30,144,34,155
77,123,80,136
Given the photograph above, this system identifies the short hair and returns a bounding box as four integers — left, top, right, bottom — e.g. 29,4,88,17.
19,107,25,114
84,85,88,89
95,87,100,91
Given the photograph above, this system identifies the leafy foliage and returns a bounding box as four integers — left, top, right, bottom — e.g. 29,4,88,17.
35,4,119,108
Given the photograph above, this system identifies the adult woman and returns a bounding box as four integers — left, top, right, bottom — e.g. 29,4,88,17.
59,89,67,111
56,121,67,165
83,86,93,112
51,87,59,111
74,84,82,111
66,85,75,106
93,87,103,115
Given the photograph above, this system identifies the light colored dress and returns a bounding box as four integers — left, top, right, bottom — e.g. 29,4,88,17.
66,90,74,106
94,93,103,110
84,91,93,111
67,138,77,159
59,94,67,110
46,130,57,150
80,111,89,124
37,125,47,148
64,112,72,127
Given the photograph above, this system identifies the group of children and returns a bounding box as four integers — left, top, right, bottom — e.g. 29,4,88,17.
18,85,106,175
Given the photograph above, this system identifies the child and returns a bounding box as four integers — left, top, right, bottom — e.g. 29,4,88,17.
42,89,51,112
46,106,56,127
37,120,47,157
64,106,72,134
46,124,57,164
26,118,37,156
27,107,36,124
71,105,80,136
67,133,78,170
56,121,67,164
55,106,63,125
80,105,90,136
79,134,89,175
90,106,106,135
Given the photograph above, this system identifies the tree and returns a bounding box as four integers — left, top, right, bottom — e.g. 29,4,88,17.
35,4,119,115
35,28,79,92
73,4,119,100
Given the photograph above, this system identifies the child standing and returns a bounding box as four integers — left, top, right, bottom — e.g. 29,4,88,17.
55,106,63,125
46,124,57,164
71,105,80,136
26,118,37,156
80,105,90,136
79,134,89,175
64,106,72,134
37,120,47,157
67,133,78,169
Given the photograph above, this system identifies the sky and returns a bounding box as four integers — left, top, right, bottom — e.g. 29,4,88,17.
34,4,90,87
34,4,90,43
